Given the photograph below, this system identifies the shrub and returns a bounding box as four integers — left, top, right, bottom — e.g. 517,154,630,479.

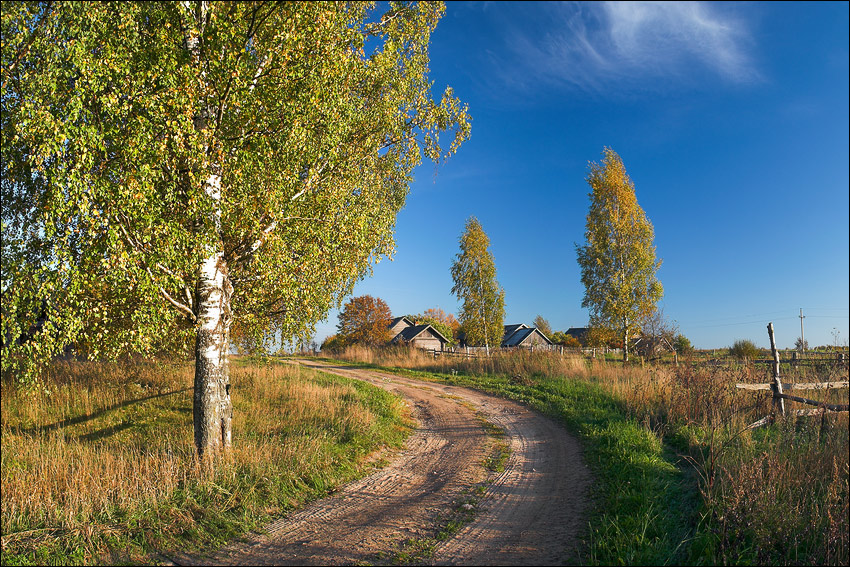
729,339,760,361
321,334,348,352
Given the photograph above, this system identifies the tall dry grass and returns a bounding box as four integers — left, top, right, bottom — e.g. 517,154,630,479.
1,357,409,563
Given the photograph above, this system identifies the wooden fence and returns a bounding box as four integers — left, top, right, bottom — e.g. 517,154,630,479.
736,322,849,429
431,345,601,359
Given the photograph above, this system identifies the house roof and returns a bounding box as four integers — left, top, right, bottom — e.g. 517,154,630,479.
502,324,529,343
388,316,414,329
502,326,553,347
566,327,588,337
392,324,449,344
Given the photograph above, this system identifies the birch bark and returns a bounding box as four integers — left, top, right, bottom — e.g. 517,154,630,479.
193,172,233,459
182,1,232,459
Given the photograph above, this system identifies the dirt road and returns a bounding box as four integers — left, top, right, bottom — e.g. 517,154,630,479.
183,361,591,565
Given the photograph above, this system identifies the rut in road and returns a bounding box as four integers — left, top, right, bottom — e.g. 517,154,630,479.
178,361,591,566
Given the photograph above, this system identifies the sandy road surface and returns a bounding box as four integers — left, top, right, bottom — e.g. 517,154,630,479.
179,361,590,565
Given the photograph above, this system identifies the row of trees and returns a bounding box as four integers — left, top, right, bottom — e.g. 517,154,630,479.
320,215,508,354
448,148,669,362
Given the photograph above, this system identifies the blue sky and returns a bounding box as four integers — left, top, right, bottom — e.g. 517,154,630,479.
313,1,849,350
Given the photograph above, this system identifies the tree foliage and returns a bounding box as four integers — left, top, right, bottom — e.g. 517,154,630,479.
673,334,693,354
533,315,552,338
576,148,662,362
320,333,347,353
450,217,505,353
420,308,459,334
1,1,469,457
337,295,393,346
550,331,581,348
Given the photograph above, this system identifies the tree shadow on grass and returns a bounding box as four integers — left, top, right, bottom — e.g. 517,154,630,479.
76,420,136,443
10,387,192,437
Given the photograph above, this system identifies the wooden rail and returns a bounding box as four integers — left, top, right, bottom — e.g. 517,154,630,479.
737,323,849,429
774,392,849,412
736,380,849,391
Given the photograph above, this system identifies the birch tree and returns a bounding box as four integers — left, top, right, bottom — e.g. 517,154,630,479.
1,1,470,460
450,217,504,354
575,148,662,362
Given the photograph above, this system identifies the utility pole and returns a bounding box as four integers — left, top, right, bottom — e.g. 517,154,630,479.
799,308,806,354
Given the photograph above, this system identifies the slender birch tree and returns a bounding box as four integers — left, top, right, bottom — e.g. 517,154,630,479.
575,148,662,362
1,1,470,460
450,217,504,354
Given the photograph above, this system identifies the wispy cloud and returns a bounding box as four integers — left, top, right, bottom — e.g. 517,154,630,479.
493,1,759,94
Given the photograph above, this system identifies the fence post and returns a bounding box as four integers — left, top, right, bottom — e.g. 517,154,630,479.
768,322,785,416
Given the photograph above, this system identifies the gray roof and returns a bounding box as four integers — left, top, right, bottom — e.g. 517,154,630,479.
502,324,529,343
392,324,449,344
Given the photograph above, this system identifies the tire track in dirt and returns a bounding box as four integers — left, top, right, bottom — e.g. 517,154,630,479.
179,361,590,565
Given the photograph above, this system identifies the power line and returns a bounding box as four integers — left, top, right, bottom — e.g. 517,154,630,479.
687,316,798,329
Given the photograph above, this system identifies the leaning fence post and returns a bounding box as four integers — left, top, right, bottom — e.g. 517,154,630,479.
768,322,785,416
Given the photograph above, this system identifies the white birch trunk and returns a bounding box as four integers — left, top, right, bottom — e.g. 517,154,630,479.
180,1,233,460
623,317,629,363
478,263,490,356
193,171,233,459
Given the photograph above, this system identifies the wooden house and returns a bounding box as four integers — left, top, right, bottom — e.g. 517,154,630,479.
502,324,553,348
388,316,415,338
391,324,449,351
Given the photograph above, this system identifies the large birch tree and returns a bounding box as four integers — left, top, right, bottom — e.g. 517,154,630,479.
450,217,504,354
1,1,470,459
575,148,662,362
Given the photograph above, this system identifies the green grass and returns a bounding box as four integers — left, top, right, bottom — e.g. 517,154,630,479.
1,357,413,565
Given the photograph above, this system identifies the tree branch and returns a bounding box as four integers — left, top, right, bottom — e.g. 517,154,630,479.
228,215,325,267
146,267,196,322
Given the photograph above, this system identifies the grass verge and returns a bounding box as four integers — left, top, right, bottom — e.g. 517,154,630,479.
1,357,412,565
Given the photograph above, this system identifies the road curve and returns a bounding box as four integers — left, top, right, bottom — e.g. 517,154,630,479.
183,361,591,566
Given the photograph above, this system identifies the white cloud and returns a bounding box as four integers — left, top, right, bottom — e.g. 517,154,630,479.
498,1,759,94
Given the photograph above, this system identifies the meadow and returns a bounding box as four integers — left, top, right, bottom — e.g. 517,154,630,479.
0,358,412,565
326,344,849,565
